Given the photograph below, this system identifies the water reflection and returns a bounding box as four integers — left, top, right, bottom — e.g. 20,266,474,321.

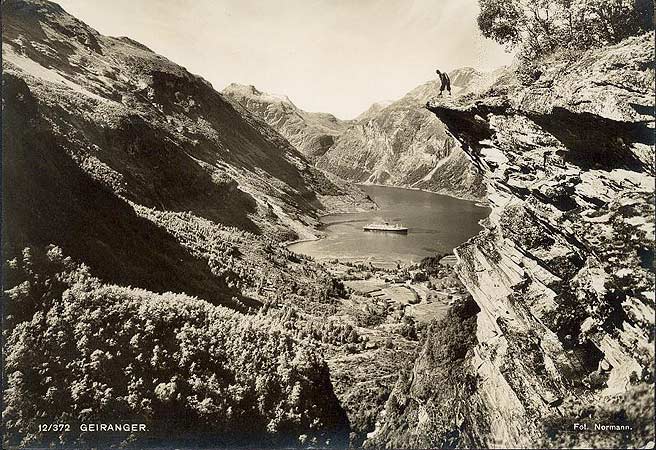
289,185,489,266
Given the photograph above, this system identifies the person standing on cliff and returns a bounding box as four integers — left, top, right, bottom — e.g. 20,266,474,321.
436,69,451,96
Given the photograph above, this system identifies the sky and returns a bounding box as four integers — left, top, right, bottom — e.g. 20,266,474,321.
57,0,514,119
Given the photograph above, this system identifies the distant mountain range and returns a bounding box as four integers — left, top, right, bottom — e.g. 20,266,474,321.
2,0,372,302
223,67,507,201
223,83,351,159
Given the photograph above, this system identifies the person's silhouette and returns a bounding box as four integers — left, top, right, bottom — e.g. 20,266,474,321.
436,69,451,96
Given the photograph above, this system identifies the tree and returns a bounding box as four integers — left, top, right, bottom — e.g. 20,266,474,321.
478,0,654,59
587,0,654,44
3,246,350,448
478,0,523,49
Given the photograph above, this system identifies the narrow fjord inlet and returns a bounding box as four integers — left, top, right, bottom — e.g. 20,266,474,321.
289,185,490,267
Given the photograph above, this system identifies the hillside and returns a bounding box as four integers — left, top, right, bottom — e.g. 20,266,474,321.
3,245,350,448
2,0,373,297
225,69,503,202
223,83,351,160
355,100,394,121
2,0,372,446
367,33,655,448
315,68,506,201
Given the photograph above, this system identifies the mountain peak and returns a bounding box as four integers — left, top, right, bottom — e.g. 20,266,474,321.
225,82,261,95
355,100,394,121
223,83,295,107
222,84,350,159
448,67,483,87
449,66,477,74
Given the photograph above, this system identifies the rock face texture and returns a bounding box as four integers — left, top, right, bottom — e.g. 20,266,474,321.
222,83,350,160
316,68,505,201
369,33,655,448
2,0,372,299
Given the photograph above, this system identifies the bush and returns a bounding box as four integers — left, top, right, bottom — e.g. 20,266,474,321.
3,246,349,448
419,253,449,276
412,271,429,282
478,0,653,59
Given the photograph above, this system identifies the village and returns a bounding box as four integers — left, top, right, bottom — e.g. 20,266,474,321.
321,253,470,330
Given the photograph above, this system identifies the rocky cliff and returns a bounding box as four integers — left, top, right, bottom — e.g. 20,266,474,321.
222,83,350,160
316,68,505,201
369,33,655,448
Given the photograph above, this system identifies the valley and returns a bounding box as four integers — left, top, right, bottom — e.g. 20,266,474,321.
1,1,483,448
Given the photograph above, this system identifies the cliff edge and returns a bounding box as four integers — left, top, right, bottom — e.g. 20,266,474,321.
369,32,655,448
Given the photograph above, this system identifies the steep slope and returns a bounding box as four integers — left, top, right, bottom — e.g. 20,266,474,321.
223,83,350,159
2,0,360,446
2,0,372,294
316,68,505,201
3,246,350,449
3,73,249,306
368,33,655,448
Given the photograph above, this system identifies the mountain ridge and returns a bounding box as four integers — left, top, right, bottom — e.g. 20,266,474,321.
223,82,351,160
315,67,505,201
224,67,507,202
2,0,374,299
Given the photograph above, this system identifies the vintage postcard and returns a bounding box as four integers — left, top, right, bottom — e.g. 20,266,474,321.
2,0,654,448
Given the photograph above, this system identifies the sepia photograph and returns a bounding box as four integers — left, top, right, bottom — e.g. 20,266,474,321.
1,0,654,448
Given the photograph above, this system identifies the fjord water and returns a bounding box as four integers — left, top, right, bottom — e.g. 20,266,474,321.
289,185,490,265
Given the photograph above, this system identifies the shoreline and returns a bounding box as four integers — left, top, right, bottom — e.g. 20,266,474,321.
355,182,489,207
284,182,490,254
284,234,324,247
